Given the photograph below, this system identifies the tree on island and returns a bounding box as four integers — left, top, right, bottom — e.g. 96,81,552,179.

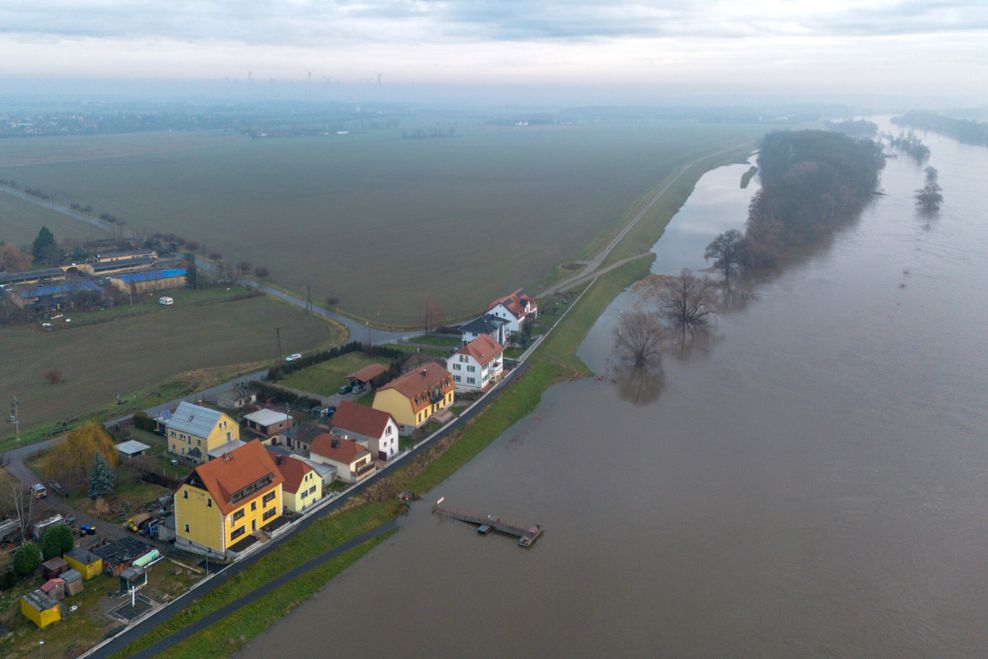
915,166,943,213
32,226,59,265
644,269,717,331
704,229,746,282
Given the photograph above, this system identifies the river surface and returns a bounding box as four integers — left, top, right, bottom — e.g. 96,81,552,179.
244,121,988,657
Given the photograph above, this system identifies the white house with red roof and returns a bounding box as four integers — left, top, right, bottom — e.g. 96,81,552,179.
446,335,505,393
308,434,376,483
486,289,537,336
331,400,399,460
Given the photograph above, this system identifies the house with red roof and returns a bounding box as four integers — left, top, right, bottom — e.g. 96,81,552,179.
447,335,505,392
487,288,537,337
309,434,376,483
268,451,322,513
331,400,399,460
372,362,455,432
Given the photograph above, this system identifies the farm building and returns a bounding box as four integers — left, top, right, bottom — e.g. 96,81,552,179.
109,267,187,294
80,254,155,276
20,590,61,629
0,266,66,287
346,363,389,387
5,279,102,310
65,547,103,580
93,248,157,264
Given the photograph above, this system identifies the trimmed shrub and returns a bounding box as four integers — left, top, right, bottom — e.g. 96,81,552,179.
12,543,42,576
41,524,74,560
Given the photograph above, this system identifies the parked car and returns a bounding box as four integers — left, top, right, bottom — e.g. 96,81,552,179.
338,383,352,395
324,405,337,417
78,524,96,536
350,382,365,395
47,480,65,496
31,483,47,499
285,352,302,362
64,513,77,526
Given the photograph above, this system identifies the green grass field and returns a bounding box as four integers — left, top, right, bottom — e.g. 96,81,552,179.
278,351,387,397
0,121,769,324
0,191,110,247
0,288,342,436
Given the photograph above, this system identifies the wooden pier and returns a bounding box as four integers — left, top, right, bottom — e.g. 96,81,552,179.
432,500,543,548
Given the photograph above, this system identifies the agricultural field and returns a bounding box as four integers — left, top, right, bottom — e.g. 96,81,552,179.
0,120,768,324
0,287,341,436
0,191,110,247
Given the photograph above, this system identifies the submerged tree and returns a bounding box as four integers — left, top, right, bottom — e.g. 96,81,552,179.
704,229,746,282
614,311,664,367
654,269,717,331
915,166,943,213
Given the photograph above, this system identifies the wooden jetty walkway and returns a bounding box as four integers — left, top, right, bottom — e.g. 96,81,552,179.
432,498,543,548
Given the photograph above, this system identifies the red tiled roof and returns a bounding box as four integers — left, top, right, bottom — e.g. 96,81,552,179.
192,440,284,515
331,400,394,439
379,363,453,413
487,288,535,319
267,451,314,494
455,335,504,367
346,363,388,383
309,434,370,466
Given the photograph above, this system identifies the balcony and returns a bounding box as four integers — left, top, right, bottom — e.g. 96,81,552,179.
355,461,377,479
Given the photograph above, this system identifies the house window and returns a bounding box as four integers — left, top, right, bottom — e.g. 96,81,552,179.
386,426,393,435
263,508,277,520
262,491,276,506
454,375,461,382
459,355,466,362
467,365,476,372
251,501,257,511
170,430,176,437
207,498,212,508
226,431,232,441
233,509,245,521
184,523,190,533
230,526,245,540
183,490,189,499
467,377,476,384
452,363,461,370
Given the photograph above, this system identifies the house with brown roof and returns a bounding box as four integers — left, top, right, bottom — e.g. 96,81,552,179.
268,451,322,513
174,440,285,557
487,288,537,337
331,400,399,460
346,363,389,388
447,335,504,393
372,362,455,432
309,434,376,483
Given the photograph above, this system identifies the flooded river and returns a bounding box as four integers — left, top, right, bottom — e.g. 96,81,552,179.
244,122,988,657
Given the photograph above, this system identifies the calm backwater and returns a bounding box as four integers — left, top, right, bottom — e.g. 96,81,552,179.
244,122,988,657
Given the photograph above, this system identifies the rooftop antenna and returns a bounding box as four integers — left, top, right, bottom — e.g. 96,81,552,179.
306,285,313,314
275,327,283,362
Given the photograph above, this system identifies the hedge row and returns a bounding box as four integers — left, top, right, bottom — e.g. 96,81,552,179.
266,342,410,381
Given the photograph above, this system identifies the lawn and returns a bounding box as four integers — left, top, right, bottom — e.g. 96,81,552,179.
0,121,770,324
405,334,461,347
0,291,343,440
277,352,387,397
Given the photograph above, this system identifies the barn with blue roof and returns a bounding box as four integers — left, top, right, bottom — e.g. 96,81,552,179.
109,268,186,294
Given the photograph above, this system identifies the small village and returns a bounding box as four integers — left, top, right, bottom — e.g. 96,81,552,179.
0,259,557,654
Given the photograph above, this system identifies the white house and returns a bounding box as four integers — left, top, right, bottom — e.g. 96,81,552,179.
486,289,538,336
460,314,508,345
447,335,505,393
309,434,376,483
330,400,399,460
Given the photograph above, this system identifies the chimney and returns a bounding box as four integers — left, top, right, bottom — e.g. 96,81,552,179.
331,439,339,449
223,452,233,462
421,369,427,376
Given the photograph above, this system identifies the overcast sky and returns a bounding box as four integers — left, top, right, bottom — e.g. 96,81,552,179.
3,1,987,102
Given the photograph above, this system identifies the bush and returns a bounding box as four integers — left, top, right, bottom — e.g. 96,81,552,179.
0,566,17,590
12,543,42,576
41,524,74,560
132,411,158,433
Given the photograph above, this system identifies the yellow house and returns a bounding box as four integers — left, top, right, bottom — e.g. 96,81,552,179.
372,363,455,432
64,547,103,580
174,440,284,557
166,401,240,464
21,590,61,629
270,452,322,513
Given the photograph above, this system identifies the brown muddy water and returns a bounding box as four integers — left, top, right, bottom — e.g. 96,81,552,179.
243,121,988,657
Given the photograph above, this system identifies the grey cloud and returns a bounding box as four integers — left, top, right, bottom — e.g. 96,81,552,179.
0,0,986,45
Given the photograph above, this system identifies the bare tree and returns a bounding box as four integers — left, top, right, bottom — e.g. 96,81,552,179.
655,269,717,330
423,298,444,334
45,369,64,385
614,311,664,367
10,482,34,544
704,229,746,281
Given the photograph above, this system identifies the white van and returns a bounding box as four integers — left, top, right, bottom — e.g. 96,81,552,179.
158,296,174,306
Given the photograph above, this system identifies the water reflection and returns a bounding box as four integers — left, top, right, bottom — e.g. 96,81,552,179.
613,359,665,405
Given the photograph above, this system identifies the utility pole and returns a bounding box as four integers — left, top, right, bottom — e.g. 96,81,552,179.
10,396,19,441
274,327,283,362
306,285,313,314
